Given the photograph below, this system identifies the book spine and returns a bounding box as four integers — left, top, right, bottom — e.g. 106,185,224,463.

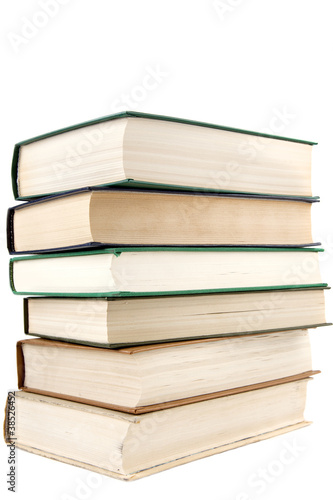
16,341,25,390
11,145,20,200
6,208,15,254
23,299,29,334
8,261,16,294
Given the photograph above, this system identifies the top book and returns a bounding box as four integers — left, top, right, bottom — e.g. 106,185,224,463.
12,111,316,200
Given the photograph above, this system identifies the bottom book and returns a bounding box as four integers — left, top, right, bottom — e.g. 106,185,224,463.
4,378,312,480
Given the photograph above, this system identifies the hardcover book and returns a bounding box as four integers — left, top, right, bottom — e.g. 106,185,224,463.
7,189,319,254
4,380,313,480
16,331,318,413
12,111,316,200
23,288,329,346
10,247,326,296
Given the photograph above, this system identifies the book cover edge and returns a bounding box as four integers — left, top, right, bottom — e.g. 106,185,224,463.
18,371,320,415
24,323,332,349
10,284,330,297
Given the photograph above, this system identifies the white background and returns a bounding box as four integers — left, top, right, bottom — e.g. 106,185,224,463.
1,1,333,499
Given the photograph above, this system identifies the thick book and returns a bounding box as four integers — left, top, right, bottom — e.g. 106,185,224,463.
16,332,318,413
12,111,316,201
24,288,329,346
10,247,326,297
7,188,319,254
4,380,313,480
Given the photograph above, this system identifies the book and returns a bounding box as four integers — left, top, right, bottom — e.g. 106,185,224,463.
24,288,329,346
12,111,316,201
10,248,326,297
16,332,318,413
7,189,318,254
4,379,313,480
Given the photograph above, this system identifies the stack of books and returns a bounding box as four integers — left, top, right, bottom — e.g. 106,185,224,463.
4,111,330,480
